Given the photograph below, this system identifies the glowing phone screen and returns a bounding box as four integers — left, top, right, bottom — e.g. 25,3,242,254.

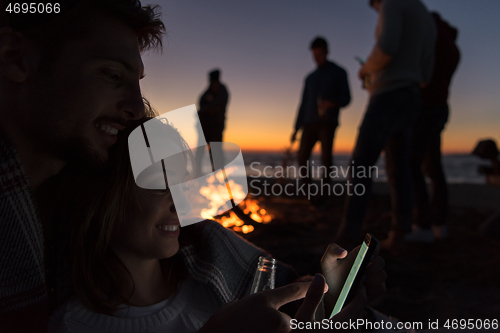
329,241,369,318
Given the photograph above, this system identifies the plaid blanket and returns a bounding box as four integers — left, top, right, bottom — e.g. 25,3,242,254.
179,220,297,304
0,135,48,332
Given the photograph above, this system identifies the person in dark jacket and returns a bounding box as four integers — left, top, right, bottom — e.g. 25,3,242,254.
291,37,351,191
195,69,229,175
198,69,229,143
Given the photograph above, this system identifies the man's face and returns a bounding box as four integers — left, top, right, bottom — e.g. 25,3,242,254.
312,47,328,67
22,16,146,168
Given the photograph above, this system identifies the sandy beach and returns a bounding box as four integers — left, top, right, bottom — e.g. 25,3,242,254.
240,179,500,321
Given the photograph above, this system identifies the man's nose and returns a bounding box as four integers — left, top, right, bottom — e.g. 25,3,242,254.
119,83,146,120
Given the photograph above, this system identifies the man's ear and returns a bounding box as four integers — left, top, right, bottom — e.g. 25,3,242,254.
0,27,33,83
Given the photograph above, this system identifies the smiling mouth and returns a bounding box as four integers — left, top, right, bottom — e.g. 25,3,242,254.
95,122,119,135
156,225,179,232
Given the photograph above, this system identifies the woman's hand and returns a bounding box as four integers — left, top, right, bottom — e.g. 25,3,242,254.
320,243,386,316
291,274,368,333
198,280,327,333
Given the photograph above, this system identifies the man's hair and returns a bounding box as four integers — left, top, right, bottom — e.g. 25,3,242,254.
310,37,328,51
1,0,165,68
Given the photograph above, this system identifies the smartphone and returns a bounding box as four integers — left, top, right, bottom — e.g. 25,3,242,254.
329,234,379,318
354,57,370,89
354,56,365,65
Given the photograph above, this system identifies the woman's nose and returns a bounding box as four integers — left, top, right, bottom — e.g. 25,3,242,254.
169,186,192,217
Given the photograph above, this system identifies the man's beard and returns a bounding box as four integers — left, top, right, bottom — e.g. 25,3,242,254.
58,136,108,176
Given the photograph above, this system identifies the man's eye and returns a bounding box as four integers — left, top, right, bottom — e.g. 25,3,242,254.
102,70,122,81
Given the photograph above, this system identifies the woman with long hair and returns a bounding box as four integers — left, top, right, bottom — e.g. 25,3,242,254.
50,111,386,333
49,115,298,332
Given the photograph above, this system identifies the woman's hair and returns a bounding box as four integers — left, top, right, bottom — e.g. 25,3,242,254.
69,102,191,315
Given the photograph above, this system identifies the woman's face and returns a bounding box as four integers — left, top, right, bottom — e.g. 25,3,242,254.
111,151,190,262
111,187,181,261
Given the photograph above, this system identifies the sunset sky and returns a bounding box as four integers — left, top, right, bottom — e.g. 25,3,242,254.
140,0,500,154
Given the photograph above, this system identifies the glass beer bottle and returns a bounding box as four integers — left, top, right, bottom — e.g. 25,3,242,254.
250,256,276,294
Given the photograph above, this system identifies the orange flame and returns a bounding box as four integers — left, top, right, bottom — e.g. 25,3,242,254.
242,198,272,224
199,167,246,220
198,168,273,233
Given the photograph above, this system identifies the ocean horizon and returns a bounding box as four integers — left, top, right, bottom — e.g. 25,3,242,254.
240,151,488,185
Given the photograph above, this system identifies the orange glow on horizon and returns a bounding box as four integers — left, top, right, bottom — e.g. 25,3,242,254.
154,98,490,158
229,132,474,155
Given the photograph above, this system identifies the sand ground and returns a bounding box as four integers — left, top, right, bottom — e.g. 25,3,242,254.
242,180,500,321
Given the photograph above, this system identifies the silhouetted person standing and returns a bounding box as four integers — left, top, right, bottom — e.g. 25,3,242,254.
196,69,229,174
199,70,229,143
291,37,351,195
407,13,460,242
336,0,436,250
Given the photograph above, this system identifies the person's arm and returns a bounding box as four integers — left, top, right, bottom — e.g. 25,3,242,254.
333,69,351,108
292,79,308,142
292,275,368,333
197,280,325,333
198,90,210,113
213,86,229,116
359,45,392,79
359,0,401,79
199,274,369,333
199,86,227,116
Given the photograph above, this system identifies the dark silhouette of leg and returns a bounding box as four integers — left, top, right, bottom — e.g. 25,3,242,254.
385,129,414,234
411,115,432,229
411,105,449,231
319,122,338,183
424,124,448,227
338,87,420,246
339,94,395,242
298,124,319,187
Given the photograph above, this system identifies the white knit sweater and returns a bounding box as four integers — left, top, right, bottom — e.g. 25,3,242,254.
50,277,220,333
49,221,297,333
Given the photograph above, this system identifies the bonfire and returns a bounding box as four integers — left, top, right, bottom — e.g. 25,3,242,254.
198,168,272,233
